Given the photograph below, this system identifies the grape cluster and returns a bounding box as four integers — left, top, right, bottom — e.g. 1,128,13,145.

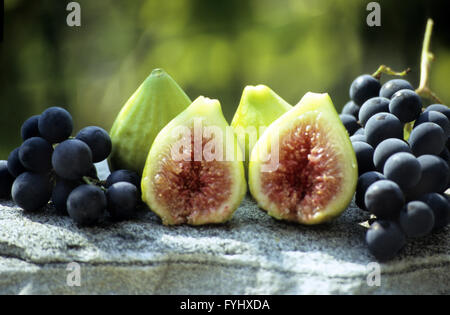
342,75,450,261
0,107,140,226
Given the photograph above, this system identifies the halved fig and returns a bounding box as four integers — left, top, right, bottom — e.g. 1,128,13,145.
249,92,358,224
142,96,247,225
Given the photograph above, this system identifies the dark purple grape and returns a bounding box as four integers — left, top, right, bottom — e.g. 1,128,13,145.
423,104,450,120
399,201,435,238
0,161,14,199
389,89,422,123
7,147,27,177
106,170,140,189
19,137,53,173
354,128,365,136
76,126,112,163
349,74,381,106
51,178,81,215
414,110,450,136
366,220,406,261
106,182,138,220
11,172,52,212
404,155,449,200
350,134,366,143
52,139,93,180
21,115,41,141
419,193,450,230
365,113,403,147
409,122,446,156
355,171,385,211
38,107,73,144
67,185,106,226
379,79,414,99
373,138,411,172
358,97,390,127
340,114,360,136
341,100,360,118
383,152,421,190
364,180,404,219
352,141,375,175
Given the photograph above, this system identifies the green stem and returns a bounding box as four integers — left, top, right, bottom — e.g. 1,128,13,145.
82,176,107,192
372,65,411,80
415,18,443,104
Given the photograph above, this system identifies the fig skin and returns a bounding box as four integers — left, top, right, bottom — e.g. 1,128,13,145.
141,96,247,226
231,85,292,169
109,69,191,176
249,92,358,225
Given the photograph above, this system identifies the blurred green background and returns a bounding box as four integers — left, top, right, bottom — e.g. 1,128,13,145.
1,0,450,159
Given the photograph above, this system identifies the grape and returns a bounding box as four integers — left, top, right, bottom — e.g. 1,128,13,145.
354,128,365,136
7,147,26,177
11,172,52,212
0,161,14,199
379,79,414,99
67,184,106,226
399,201,435,238
389,90,422,123
341,100,360,118
409,122,446,156
352,141,375,175
52,139,93,180
51,178,81,215
339,114,360,136
404,155,449,200
365,113,403,147
419,193,450,230
423,104,450,120
366,220,406,261
106,170,140,189
358,97,390,127
373,138,411,172
38,107,73,144
383,152,421,190
355,171,385,211
106,182,138,220
21,115,41,141
18,137,53,173
350,134,366,143
349,74,381,106
76,126,112,163
414,110,450,136
364,180,404,219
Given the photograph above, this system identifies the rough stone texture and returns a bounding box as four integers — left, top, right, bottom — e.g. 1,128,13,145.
0,163,449,294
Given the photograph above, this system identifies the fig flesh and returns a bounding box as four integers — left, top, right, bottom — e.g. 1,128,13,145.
109,69,191,176
142,96,247,225
249,92,358,224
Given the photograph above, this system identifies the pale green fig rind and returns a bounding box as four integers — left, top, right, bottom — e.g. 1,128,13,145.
231,85,292,169
249,92,358,225
142,96,247,226
109,69,191,176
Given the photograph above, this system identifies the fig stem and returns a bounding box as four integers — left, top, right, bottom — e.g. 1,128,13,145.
415,18,443,104
372,65,411,80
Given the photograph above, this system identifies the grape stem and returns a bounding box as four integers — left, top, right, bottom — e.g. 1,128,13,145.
415,18,443,104
82,176,107,191
372,65,411,80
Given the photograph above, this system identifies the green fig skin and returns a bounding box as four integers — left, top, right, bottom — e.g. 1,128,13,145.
249,92,358,225
142,96,247,226
231,85,292,170
109,69,191,176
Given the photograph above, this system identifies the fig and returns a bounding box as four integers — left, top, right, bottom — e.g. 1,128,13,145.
231,85,292,168
248,92,358,224
141,96,247,225
109,69,191,175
